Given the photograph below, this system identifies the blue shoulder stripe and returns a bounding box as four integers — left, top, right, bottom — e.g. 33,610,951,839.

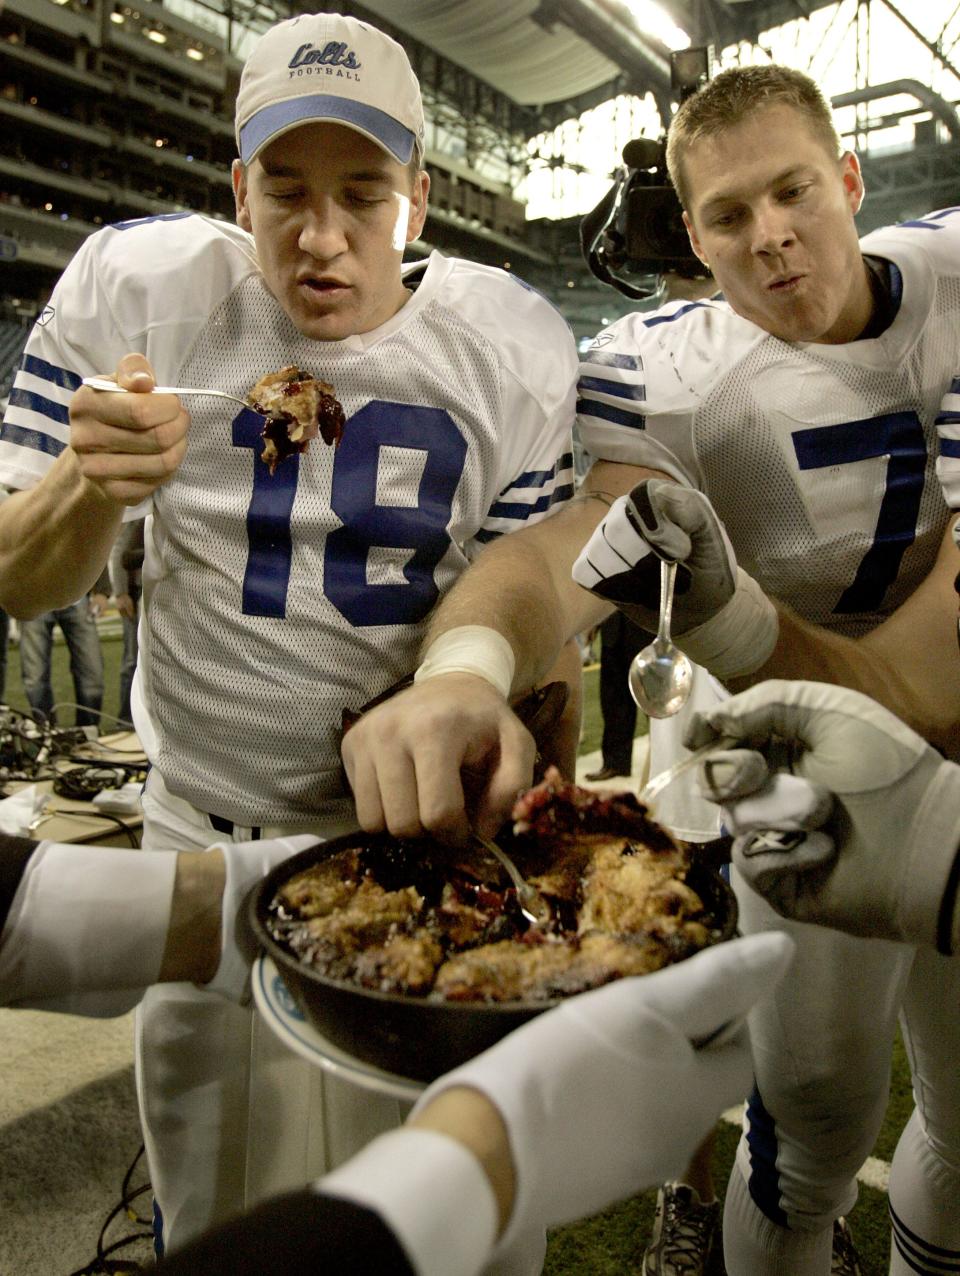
486,481,575,524
505,451,574,494
8,386,70,426
21,353,82,392
582,351,642,371
898,207,960,231
643,301,709,328
0,420,67,456
577,374,645,401
939,438,960,458
112,212,194,230
577,397,644,428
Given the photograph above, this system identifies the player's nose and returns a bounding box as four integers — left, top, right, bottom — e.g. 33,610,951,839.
298,199,348,260
751,201,796,256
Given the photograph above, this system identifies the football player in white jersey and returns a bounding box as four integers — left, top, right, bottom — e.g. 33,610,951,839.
343,65,960,1276
0,11,581,1260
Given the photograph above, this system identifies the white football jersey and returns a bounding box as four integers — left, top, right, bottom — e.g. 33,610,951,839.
578,207,960,637
0,214,577,824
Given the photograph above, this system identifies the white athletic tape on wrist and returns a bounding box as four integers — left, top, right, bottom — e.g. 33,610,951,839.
414,625,516,700
675,569,778,679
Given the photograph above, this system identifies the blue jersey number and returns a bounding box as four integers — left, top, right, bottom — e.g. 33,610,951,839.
233,408,299,618
233,401,466,624
791,411,926,614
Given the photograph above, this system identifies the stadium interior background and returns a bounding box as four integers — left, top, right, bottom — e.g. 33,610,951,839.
2,0,960,399
0,0,958,1271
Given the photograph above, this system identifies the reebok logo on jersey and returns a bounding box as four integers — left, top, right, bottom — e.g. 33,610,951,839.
37,305,55,327
288,41,361,74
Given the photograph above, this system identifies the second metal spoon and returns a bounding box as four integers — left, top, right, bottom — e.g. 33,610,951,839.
82,375,259,412
474,834,551,928
628,558,693,719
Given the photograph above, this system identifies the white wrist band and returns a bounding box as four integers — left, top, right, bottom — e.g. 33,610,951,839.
414,625,516,700
676,569,779,679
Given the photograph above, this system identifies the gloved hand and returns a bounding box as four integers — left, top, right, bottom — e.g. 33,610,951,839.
687,679,960,953
572,479,778,677
203,833,321,1002
414,931,795,1255
572,478,737,633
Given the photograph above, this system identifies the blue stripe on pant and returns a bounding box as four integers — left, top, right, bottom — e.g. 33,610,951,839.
745,1085,789,1228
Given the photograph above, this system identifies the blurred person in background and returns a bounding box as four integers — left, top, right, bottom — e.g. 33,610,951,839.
584,610,648,781
18,562,110,730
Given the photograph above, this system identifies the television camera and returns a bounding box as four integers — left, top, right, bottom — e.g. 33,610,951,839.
581,46,713,299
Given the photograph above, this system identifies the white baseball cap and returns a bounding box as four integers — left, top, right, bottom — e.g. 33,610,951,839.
235,12,424,167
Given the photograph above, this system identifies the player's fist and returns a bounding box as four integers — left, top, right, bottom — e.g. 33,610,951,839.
571,478,737,636
573,479,779,678
687,680,960,950
70,354,190,505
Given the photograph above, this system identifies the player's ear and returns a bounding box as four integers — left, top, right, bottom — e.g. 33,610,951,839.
406,169,430,244
233,160,252,232
839,151,864,215
683,211,710,270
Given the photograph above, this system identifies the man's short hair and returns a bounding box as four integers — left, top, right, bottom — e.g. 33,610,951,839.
666,64,842,211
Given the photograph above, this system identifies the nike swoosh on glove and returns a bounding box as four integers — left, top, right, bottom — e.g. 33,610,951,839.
694,748,837,910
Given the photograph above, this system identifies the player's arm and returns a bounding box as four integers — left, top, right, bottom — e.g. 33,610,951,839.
0,833,315,1010
0,449,123,617
729,517,960,759
424,460,665,689
575,481,960,757
0,354,188,618
527,638,584,780
341,460,662,842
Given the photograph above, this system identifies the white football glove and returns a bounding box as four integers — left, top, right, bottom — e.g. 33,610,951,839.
687,680,960,952
414,931,795,1255
204,833,320,1003
572,479,778,677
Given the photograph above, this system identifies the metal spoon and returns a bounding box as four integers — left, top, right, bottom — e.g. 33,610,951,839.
81,375,260,413
474,834,552,928
638,736,738,811
628,558,693,719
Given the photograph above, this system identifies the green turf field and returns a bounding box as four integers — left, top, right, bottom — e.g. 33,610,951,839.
2,628,905,1273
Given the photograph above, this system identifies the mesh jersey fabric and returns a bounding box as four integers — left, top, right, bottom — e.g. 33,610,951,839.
577,207,960,638
0,214,577,824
